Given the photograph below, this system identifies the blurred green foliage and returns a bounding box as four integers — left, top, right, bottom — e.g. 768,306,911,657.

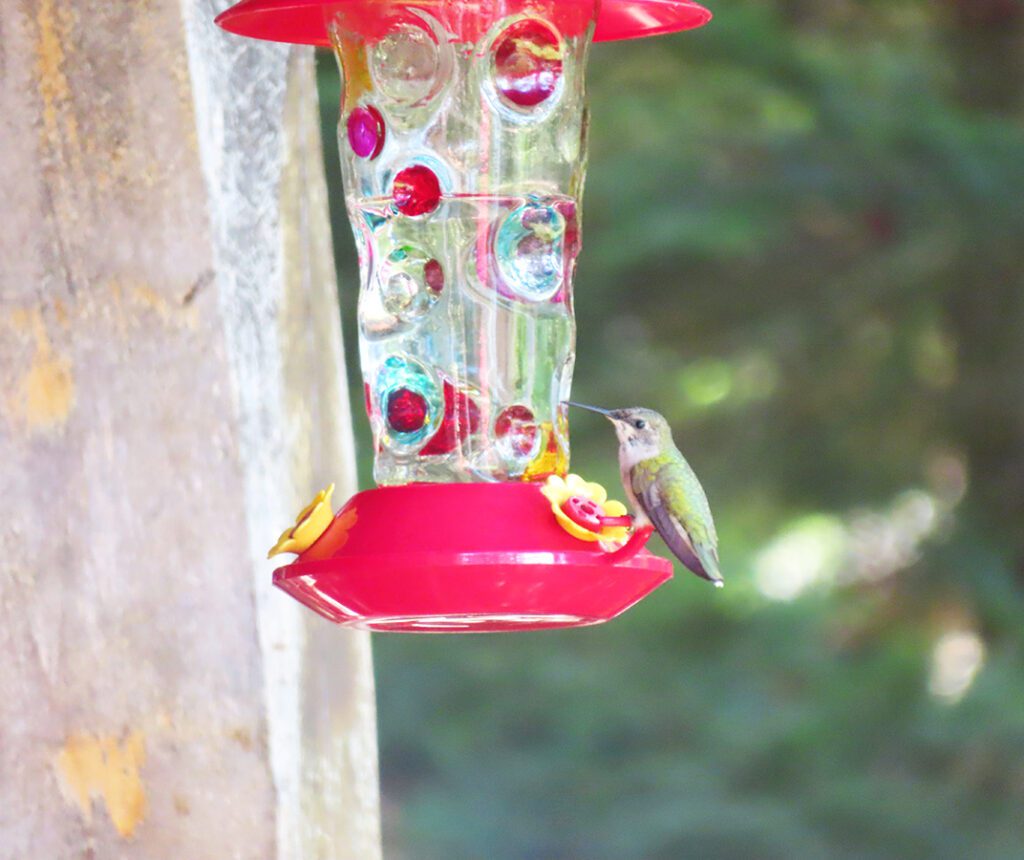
317,1,1024,856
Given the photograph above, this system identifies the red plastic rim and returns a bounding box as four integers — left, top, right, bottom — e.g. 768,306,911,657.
215,0,711,46
273,482,673,633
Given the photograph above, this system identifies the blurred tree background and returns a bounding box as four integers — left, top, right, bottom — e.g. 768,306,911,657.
317,1,1024,856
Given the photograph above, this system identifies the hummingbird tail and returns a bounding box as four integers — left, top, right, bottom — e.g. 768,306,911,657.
702,554,725,589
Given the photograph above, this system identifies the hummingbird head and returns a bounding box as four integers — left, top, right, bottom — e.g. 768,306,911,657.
565,403,672,464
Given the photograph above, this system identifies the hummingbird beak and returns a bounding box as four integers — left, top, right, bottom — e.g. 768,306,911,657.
564,401,613,417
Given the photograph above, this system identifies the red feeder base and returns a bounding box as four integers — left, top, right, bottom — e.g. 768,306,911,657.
274,482,673,633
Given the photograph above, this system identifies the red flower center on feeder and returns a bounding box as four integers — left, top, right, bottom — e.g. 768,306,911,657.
561,496,605,533
541,474,632,545
392,165,442,216
386,387,430,433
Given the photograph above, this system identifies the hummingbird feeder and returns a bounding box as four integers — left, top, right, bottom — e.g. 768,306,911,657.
217,0,712,632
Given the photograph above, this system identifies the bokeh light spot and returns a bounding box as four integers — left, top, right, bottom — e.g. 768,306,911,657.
929,630,985,705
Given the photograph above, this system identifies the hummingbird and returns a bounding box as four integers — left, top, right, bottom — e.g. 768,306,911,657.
566,403,724,587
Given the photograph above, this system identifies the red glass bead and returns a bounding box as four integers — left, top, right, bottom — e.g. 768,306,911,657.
392,165,442,217
424,258,445,293
554,199,576,222
420,380,481,456
561,496,604,533
387,387,429,434
363,382,373,418
495,405,538,456
556,199,581,260
493,19,563,109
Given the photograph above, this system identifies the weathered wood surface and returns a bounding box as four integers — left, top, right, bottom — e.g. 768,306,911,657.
0,0,380,857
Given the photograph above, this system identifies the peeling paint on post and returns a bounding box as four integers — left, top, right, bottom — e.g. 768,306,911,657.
7,307,76,431
0,0,381,856
55,732,148,839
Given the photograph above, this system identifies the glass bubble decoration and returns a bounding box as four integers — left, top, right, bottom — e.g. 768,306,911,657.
495,200,567,301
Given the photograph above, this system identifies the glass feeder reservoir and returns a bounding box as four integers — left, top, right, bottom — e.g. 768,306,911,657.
217,0,712,632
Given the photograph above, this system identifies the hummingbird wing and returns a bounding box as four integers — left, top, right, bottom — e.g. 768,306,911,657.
634,461,723,586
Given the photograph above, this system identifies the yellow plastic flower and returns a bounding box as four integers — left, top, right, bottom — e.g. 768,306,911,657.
541,474,630,544
268,483,335,558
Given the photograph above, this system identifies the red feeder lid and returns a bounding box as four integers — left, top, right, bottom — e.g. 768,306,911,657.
274,482,673,633
215,0,711,46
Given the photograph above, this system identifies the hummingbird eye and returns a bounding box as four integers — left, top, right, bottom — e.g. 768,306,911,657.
634,419,646,429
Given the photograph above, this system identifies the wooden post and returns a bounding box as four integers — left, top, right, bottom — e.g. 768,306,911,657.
0,1,381,857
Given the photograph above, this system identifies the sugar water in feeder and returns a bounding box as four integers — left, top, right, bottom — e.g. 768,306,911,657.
217,0,713,632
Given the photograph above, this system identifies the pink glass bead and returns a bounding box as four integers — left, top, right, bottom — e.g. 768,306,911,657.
387,387,429,433
347,105,385,159
392,165,442,217
493,19,563,109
